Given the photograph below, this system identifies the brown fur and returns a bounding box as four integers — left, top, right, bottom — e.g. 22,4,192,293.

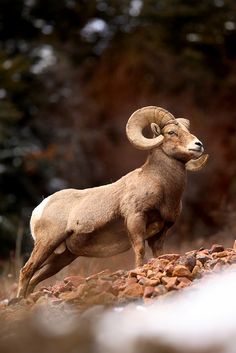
17,120,206,297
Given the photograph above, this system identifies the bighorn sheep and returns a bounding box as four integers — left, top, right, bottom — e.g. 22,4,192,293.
17,106,208,297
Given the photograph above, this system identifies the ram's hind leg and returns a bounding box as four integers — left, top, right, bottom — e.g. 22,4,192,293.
26,249,77,296
17,240,48,298
17,233,70,298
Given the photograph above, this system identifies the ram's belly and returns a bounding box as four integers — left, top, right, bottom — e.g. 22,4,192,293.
66,218,131,257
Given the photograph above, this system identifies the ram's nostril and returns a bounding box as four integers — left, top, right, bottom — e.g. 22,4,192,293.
195,141,203,147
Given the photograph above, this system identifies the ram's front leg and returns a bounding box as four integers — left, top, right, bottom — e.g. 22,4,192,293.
126,213,146,268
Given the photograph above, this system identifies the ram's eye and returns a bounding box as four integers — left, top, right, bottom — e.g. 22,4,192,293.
168,131,176,136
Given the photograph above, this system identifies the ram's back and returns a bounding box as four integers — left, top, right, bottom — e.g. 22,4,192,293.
30,181,124,241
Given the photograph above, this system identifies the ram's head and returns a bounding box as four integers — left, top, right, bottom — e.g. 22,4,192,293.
126,106,208,171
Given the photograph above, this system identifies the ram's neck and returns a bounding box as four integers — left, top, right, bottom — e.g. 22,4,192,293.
142,148,187,195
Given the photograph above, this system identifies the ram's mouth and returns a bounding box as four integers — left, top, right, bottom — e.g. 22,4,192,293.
188,147,203,153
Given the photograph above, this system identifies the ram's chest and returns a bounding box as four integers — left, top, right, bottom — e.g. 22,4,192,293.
159,191,182,223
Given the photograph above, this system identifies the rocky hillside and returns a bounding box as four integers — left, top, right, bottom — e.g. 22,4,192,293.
1,241,236,315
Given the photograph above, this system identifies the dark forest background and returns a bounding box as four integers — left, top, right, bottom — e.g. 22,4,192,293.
0,0,236,276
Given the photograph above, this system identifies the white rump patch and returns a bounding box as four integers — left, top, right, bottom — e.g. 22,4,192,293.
32,195,52,220
31,195,52,241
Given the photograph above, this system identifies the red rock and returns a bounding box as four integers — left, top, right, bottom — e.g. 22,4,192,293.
119,283,144,299
64,275,85,287
113,270,127,277
137,274,147,280
138,276,148,285
96,280,113,293
172,265,192,278
147,270,154,278
212,251,229,259
161,276,178,290
74,283,88,296
210,244,225,253
196,254,210,265
185,255,197,271
112,278,127,293
165,263,175,276
213,262,224,271
59,284,87,302
158,253,180,261
7,243,236,315
28,291,45,303
226,248,235,253
179,276,192,284
185,250,197,256
177,277,192,288
152,262,166,273
228,255,236,264
207,259,219,268
126,277,138,285
192,265,203,278
138,277,160,286
154,285,167,296
199,249,210,255
148,259,162,269
34,296,50,306
202,262,212,270
158,259,170,267
51,281,73,295
42,287,52,294
86,269,111,281
196,260,204,268
143,286,154,298
161,276,171,285
149,278,161,286
129,269,145,278
152,271,165,280
86,291,116,306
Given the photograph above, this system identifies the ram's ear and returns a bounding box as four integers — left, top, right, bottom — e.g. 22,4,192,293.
151,123,161,137
185,154,209,172
176,118,190,130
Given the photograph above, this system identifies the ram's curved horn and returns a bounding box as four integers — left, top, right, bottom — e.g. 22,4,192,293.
185,154,209,172
176,118,190,130
126,106,176,150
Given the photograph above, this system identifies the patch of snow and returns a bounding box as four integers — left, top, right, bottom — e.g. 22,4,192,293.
96,269,236,353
